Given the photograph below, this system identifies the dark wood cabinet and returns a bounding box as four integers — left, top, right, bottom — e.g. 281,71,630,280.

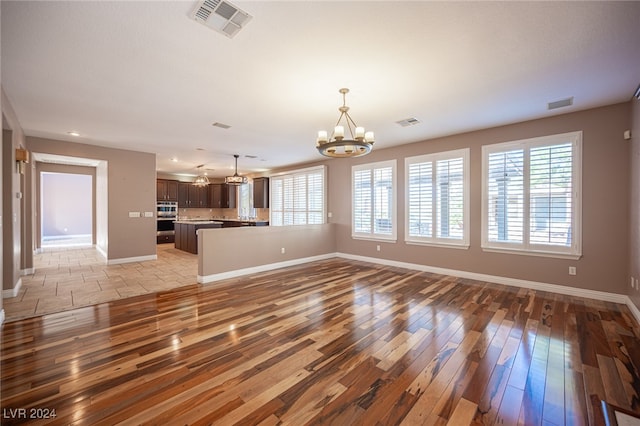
156,234,175,244
210,184,237,209
253,177,269,208
157,179,178,201
178,182,210,208
174,222,222,254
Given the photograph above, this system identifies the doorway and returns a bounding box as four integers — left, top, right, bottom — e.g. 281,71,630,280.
40,172,93,247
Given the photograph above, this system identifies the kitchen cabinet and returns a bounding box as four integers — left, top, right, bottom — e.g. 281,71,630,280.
210,184,237,209
178,182,210,208
157,233,175,244
253,177,269,208
156,179,178,201
174,221,222,254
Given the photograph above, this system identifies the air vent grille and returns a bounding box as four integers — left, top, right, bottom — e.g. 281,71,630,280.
547,97,573,110
191,0,252,39
396,117,421,127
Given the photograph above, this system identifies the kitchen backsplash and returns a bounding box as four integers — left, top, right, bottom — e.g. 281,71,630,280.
179,207,269,221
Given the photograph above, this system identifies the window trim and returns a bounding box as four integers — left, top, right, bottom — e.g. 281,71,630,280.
481,131,582,259
352,159,397,242
269,165,326,227
404,148,470,249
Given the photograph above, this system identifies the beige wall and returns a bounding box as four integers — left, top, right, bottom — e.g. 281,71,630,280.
26,136,157,262
325,103,631,294
199,224,336,279
2,87,26,295
630,96,640,310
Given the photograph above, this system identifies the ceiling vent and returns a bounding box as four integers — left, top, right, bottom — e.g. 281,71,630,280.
212,122,231,129
396,117,421,127
191,0,252,39
547,97,573,110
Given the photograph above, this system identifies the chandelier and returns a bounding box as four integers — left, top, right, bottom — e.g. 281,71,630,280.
193,165,210,186
316,88,374,158
225,154,248,185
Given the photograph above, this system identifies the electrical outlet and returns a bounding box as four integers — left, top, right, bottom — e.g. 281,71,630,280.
568,266,576,276
633,277,636,289
281,247,285,254
376,245,381,252
636,277,639,290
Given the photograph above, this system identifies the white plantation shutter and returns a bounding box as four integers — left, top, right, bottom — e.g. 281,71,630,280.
352,160,397,240
307,171,324,224
482,132,582,258
270,166,326,226
408,162,433,238
405,149,469,247
353,169,372,234
486,149,524,244
529,143,573,246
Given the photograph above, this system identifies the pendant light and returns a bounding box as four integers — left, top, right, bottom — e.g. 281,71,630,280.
225,154,248,185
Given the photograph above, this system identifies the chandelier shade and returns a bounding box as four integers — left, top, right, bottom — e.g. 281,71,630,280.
193,165,210,186
225,154,248,185
316,88,374,158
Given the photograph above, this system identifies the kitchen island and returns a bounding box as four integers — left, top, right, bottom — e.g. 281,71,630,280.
174,221,223,254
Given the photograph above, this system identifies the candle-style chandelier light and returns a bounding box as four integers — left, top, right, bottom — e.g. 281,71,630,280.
316,88,374,158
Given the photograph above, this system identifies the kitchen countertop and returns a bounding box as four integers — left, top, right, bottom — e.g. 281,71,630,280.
174,220,224,225
176,218,268,223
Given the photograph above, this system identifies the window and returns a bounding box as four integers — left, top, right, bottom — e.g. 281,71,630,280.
270,166,325,226
352,160,397,241
482,131,582,258
237,181,255,219
405,149,469,248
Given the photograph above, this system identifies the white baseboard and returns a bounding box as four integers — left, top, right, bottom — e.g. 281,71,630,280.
0,309,5,325
198,253,336,284
21,267,35,276
96,245,108,260
626,298,640,327
107,254,157,265
2,278,22,299
337,252,630,303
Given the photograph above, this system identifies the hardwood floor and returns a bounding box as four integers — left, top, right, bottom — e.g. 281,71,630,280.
1,258,639,425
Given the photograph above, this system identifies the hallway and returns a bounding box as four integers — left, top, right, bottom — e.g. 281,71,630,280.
3,244,197,321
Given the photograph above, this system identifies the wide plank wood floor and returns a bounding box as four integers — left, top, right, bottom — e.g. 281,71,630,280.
1,258,639,425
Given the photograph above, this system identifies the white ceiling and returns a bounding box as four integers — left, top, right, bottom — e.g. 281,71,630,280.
2,1,640,178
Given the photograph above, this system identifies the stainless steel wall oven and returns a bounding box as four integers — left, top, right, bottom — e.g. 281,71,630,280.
157,201,177,243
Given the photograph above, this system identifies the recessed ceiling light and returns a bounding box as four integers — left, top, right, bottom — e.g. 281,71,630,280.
67,131,80,137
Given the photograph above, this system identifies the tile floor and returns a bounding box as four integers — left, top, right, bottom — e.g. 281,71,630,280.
3,243,197,321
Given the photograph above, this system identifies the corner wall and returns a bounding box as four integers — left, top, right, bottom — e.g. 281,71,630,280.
630,96,640,310
328,103,631,295
26,136,157,262
2,88,26,298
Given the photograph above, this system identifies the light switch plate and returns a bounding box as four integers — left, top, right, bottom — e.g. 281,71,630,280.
144,211,154,217
129,211,141,218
